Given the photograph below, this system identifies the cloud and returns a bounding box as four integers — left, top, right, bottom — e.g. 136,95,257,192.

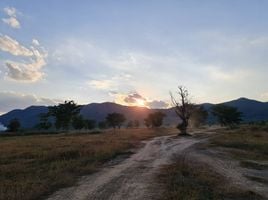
4,7,16,16
2,17,20,29
109,91,169,108
0,35,47,82
145,100,169,109
5,62,44,82
88,80,114,90
260,92,268,101
0,91,59,114
124,92,146,103
88,73,132,91
32,39,40,46
0,123,7,131
2,7,20,29
0,35,33,56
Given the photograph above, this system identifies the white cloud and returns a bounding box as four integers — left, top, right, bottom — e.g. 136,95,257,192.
88,80,114,90
145,100,169,109
2,7,21,29
0,35,33,56
0,35,47,82
0,91,59,113
4,7,17,17
32,39,40,46
205,66,252,82
5,62,44,82
88,73,132,91
2,17,20,29
260,92,268,101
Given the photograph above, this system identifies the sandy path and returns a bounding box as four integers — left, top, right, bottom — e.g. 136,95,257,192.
47,135,199,200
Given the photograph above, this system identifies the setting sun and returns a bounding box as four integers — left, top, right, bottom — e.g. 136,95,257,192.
135,98,146,107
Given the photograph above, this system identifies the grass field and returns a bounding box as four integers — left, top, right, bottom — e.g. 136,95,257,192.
159,126,268,200
159,158,263,200
210,126,268,161
0,128,174,200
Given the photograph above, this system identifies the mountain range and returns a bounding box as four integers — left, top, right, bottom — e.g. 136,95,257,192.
0,97,268,129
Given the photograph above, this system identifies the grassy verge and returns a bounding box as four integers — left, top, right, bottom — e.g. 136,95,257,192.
159,157,263,200
0,128,173,200
159,126,268,200
210,127,268,162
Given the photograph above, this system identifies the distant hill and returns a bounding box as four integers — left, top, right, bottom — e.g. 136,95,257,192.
0,98,267,129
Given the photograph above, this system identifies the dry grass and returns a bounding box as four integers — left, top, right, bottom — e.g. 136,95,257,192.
210,127,268,161
0,128,174,200
158,126,268,200
159,157,263,200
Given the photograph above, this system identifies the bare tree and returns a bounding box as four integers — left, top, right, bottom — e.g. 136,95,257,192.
170,86,195,135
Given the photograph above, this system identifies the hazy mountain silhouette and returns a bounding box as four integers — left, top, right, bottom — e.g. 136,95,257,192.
0,98,267,129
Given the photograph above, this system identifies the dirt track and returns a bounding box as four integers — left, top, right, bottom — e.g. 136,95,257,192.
47,131,268,200
47,135,199,200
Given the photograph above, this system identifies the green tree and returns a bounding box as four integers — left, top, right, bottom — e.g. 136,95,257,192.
106,113,126,130
170,86,195,135
212,104,242,128
72,115,85,130
84,119,96,130
189,106,208,128
7,118,20,132
144,118,151,128
127,120,134,128
98,121,108,129
48,100,81,130
144,112,166,128
134,119,140,128
36,113,52,130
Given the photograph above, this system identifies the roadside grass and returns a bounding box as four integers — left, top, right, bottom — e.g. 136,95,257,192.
0,128,174,200
159,126,268,200
159,157,263,200
210,127,268,161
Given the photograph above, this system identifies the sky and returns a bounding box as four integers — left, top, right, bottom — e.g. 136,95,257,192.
0,0,268,114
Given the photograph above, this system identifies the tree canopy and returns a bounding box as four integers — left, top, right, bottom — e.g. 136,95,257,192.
144,111,166,128
212,104,242,128
48,100,81,130
7,118,20,132
106,113,126,130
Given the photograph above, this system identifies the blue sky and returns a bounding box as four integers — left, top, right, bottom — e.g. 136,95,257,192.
0,0,268,113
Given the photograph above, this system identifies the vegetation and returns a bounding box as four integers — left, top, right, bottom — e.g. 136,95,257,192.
0,128,172,200
144,111,166,128
133,119,140,128
48,100,81,130
159,157,263,200
72,115,85,130
189,106,208,128
84,119,96,130
212,104,242,128
210,127,268,161
170,86,196,135
98,121,108,129
7,118,21,132
106,113,126,130
36,113,52,130
127,120,134,128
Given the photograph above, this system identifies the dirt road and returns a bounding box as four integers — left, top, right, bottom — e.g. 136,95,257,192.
47,131,268,200
47,135,199,200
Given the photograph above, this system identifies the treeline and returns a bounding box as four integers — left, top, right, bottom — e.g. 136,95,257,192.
4,92,267,134
5,101,168,133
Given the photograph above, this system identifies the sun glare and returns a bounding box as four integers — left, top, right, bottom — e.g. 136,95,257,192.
135,99,146,107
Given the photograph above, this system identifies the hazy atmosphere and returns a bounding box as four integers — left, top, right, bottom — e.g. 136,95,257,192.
1,0,268,114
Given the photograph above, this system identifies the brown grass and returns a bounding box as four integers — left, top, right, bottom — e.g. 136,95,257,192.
158,126,268,200
159,157,263,200
210,127,268,161
0,128,174,200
